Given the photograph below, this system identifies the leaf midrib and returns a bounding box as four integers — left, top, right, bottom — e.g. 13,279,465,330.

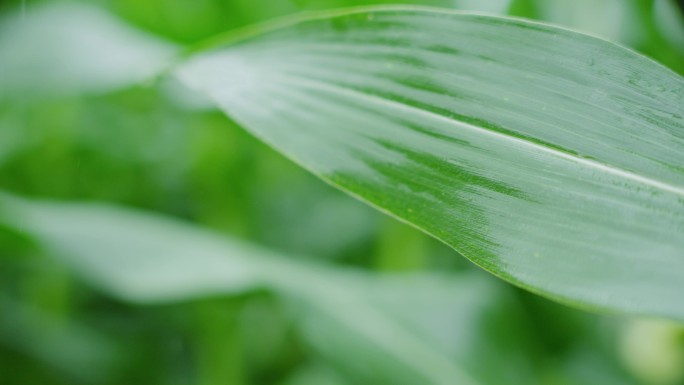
266,72,684,196
267,49,678,157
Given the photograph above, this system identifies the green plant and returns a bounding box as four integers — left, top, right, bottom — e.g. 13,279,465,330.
1,1,683,384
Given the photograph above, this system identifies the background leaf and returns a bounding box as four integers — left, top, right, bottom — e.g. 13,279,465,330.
0,3,177,99
1,195,657,384
0,197,538,385
177,7,684,320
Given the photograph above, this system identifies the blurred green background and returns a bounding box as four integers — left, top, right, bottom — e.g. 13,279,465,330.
1,0,684,384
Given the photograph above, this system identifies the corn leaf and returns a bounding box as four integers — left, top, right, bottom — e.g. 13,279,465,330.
3,198,532,385
177,7,684,320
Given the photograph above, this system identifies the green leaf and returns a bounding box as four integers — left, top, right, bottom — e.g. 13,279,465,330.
0,3,177,99
0,198,515,385
176,7,684,320
287,273,540,385
1,197,645,384
4,199,276,303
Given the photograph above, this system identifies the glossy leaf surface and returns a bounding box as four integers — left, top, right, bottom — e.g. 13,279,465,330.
177,7,684,319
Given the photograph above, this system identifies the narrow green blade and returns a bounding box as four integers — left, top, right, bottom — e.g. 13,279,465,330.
0,3,177,98
177,7,684,319
2,198,509,385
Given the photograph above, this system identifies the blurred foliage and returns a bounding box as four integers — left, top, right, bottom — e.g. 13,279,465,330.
1,0,684,384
